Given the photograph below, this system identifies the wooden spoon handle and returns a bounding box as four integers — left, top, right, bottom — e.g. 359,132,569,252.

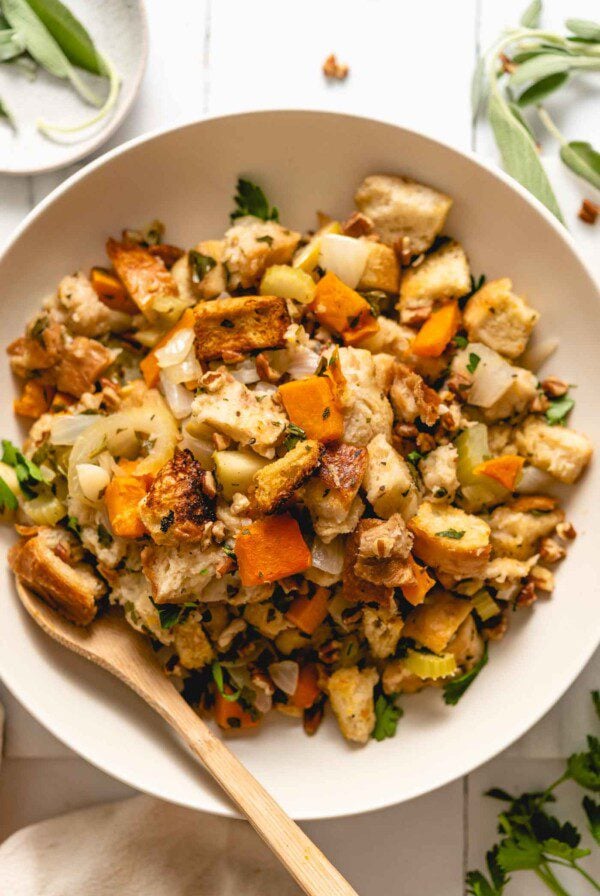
156,689,359,896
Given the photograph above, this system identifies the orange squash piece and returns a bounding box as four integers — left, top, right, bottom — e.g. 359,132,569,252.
292,664,320,709
401,555,435,606
104,474,149,538
344,317,380,346
286,586,330,635
90,267,138,314
139,308,196,388
278,375,344,442
411,301,461,358
235,515,311,586
312,271,378,342
214,689,260,730
474,454,525,492
14,380,55,419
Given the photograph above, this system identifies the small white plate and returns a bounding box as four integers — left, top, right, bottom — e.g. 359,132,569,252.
0,0,147,175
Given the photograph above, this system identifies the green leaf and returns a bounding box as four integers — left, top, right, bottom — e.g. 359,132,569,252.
231,178,279,222
582,795,600,844
188,249,217,283
497,832,542,871
65,515,81,537
560,141,600,191
436,528,465,539
467,352,481,373
566,18,600,41
0,475,17,511
520,0,542,29
488,89,564,223
465,870,504,896
454,334,468,348
541,837,589,861
150,597,197,631
24,0,105,74
443,644,489,706
211,661,242,702
517,71,570,106
486,788,515,802
509,54,572,89
0,26,26,60
567,734,600,791
507,102,536,139
372,691,403,741
283,423,307,452
1,438,46,498
545,395,574,425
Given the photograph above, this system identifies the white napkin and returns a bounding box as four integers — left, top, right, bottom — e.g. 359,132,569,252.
0,794,303,895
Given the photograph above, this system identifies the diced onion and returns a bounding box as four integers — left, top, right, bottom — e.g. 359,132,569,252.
50,414,101,446
269,661,299,696
180,422,215,470
455,343,514,408
231,359,261,385
286,346,321,379
318,234,371,288
404,649,457,680
310,536,345,575
76,463,110,502
23,493,66,526
163,349,202,385
520,337,559,373
516,465,557,494
159,372,195,419
155,327,195,368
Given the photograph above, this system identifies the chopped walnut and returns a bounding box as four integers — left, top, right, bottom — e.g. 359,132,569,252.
202,470,218,499
578,199,599,225
255,352,281,384
212,432,231,451
221,349,246,364
322,53,349,81
530,391,551,413
416,431,437,453
539,537,566,564
231,492,251,516
318,639,341,665
484,607,509,641
541,376,569,398
529,565,554,593
394,236,413,267
211,520,226,543
342,212,374,238
556,520,577,540
516,581,537,608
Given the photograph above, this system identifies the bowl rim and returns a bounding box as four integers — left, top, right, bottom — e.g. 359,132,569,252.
0,109,598,820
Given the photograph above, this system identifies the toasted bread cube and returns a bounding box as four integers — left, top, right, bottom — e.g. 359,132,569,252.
357,242,400,294
138,449,216,545
355,174,452,255
403,590,473,654
9,528,105,625
326,666,378,744
141,542,225,604
420,444,460,503
223,217,301,289
338,347,394,446
398,241,470,324
173,613,214,669
302,443,367,542
447,615,485,672
107,238,180,322
515,416,593,484
408,501,491,577
193,294,290,362
488,497,564,560
251,439,323,514
463,278,539,359
55,336,114,397
479,367,538,423
362,605,405,659
342,522,394,606
363,433,419,520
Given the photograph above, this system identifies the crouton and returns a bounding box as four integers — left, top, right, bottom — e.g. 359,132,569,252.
342,522,394,606
488,498,564,560
302,443,368,542
57,272,130,337
398,241,470,324
362,606,404,659
402,589,473,653
251,439,323,514
354,174,453,255
244,601,292,638
354,514,414,588
515,416,593,484
452,344,538,422
192,369,288,458
171,241,228,304
390,362,440,426
363,433,419,520
55,337,115,397
446,615,485,671
463,278,539,359
141,542,226,604
357,241,400,294
8,322,62,379
420,444,460,503
9,528,105,625
485,555,538,585
338,347,394,446
481,367,538,422
408,501,491,577
138,449,216,545
356,317,413,358
173,613,214,669
107,238,180,322
222,217,301,289
193,294,291,362
326,666,378,743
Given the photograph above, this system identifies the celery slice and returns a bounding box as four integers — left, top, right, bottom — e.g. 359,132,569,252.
455,423,509,510
404,649,457,680
471,588,500,622
260,265,316,305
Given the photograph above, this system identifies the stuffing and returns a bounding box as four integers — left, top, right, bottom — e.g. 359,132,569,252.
302,443,367,541
463,278,539,359
480,367,538,423
354,515,414,587
362,606,404,659
326,666,378,744
171,240,228,303
402,589,473,653
420,444,460,503
192,369,288,458
222,216,301,289
515,416,593,484
356,317,412,358
487,498,564,560
251,439,323,514
390,362,440,426
55,336,115,397
172,613,214,669
357,241,400,294
485,555,538,585
141,541,228,604
342,523,394,606
363,433,419,520
244,601,292,638
193,295,291,362
382,660,431,695
408,501,491,577
8,321,63,379
9,527,105,625
106,238,180,321
56,272,130,337
446,615,485,672
138,449,216,545
487,424,517,457
398,240,470,324
354,174,453,255
451,344,538,422
337,347,394,446
108,569,168,642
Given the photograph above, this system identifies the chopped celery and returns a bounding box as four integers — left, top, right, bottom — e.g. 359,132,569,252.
455,423,509,510
24,492,66,526
471,588,500,622
292,221,341,273
404,649,457,680
260,265,316,305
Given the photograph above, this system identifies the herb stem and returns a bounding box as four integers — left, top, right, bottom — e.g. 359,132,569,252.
572,862,600,892
537,106,566,146
37,51,120,138
535,863,571,896
541,770,570,798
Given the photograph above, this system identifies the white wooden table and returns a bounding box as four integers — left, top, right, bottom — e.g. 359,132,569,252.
1,1,599,893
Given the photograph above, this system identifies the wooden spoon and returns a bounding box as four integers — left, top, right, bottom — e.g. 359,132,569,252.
16,580,359,896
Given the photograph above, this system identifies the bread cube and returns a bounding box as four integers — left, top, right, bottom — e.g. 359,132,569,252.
463,278,539,358
363,433,419,520
326,666,378,743
398,240,470,324
402,589,473,653
515,416,593,484
194,294,290,362
408,501,491,577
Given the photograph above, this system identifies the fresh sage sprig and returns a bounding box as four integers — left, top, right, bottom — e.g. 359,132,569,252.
473,0,600,223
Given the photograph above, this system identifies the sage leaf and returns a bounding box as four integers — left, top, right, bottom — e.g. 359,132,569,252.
0,94,15,129
24,0,105,75
508,101,535,138
0,27,25,60
520,0,542,29
509,53,572,88
565,18,600,41
560,141,600,190
488,89,564,223
517,70,569,106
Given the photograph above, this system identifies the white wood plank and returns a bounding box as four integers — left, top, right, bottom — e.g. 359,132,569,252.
209,0,478,151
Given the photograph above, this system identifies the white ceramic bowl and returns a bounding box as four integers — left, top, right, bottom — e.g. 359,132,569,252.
0,111,598,820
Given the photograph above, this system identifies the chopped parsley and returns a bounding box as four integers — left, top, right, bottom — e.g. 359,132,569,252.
466,352,481,374
211,660,242,702
454,334,468,349
545,394,575,426
222,543,236,560
188,249,217,283
66,516,81,537
436,528,465,539
283,423,307,451
1,439,46,499
443,645,488,706
231,178,279,222
150,597,197,630
0,476,17,512
256,234,273,246
407,450,423,465
372,690,403,742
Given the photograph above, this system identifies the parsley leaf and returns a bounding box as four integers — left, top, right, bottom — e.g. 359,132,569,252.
189,250,217,283
231,178,279,222
436,528,465,539
222,543,236,560
407,450,423,465
66,515,81,537
0,475,17,512
545,395,575,426
372,691,403,742
443,644,489,705
583,795,600,844
283,423,307,451
1,439,46,499
567,735,600,791
454,334,468,349
466,847,507,896
150,597,197,630
467,352,481,374
211,661,242,702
